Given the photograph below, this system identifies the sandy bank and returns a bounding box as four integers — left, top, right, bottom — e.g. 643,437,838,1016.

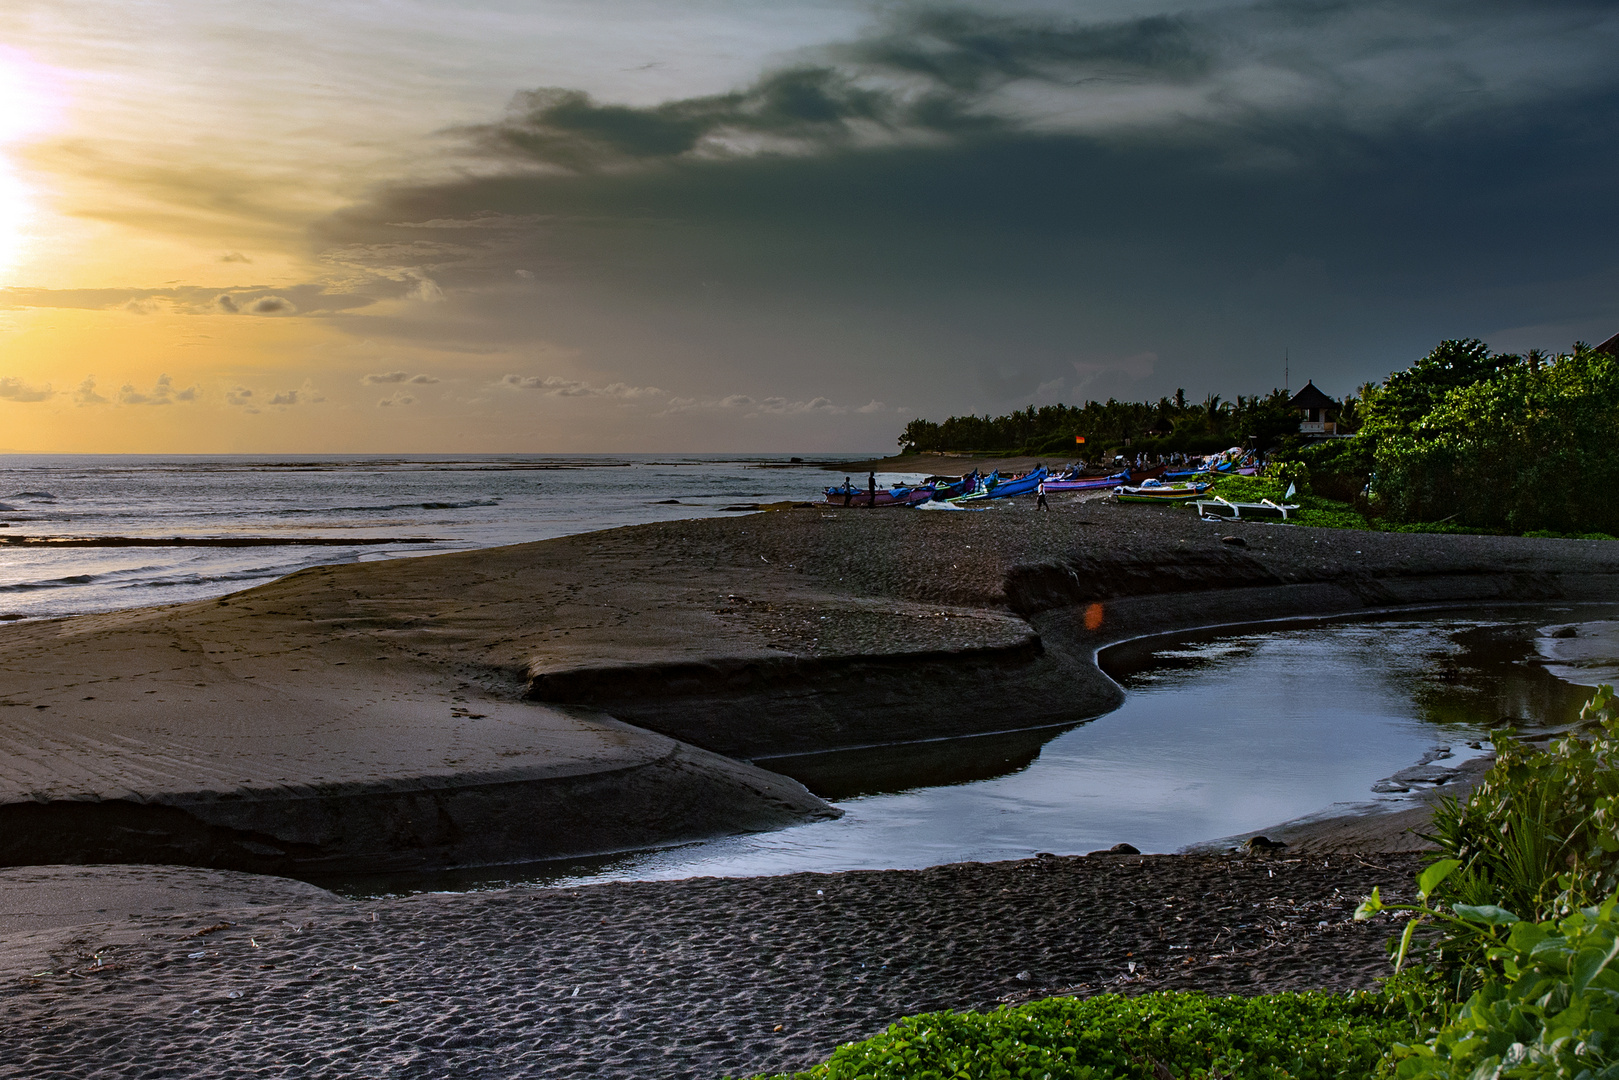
3,494,1616,874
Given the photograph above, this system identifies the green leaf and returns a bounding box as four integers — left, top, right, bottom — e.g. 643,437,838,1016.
1395,917,1420,974
1453,904,1520,926
1355,888,1384,921
1418,859,1462,900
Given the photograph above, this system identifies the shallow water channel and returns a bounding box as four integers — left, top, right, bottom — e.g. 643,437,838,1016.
334,603,1619,897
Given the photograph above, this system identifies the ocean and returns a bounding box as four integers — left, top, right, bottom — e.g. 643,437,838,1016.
0,454,882,621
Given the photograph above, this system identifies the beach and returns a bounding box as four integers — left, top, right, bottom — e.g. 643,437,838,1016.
1,853,1428,1079
3,497,1618,1075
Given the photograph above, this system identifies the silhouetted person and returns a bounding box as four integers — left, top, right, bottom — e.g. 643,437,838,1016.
1036,477,1049,511
866,471,876,508
842,476,852,507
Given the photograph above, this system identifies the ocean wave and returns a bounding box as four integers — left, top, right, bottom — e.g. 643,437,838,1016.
268,498,502,516
8,491,56,500
0,573,96,592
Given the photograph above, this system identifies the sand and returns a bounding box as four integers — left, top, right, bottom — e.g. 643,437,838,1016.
3,500,1614,1075
3,496,1617,873
0,853,1428,1080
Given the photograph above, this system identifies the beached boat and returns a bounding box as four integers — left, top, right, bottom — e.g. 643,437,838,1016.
1114,481,1210,503
1043,470,1129,492
954,466,1048,503
822,484,936,508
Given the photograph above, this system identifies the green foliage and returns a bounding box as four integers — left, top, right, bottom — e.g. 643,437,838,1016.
1425,686,1619,927
752,989,1427,1080
1373,346,1619,534
1378,899,1619,1080
1206,474,1371,530
897,390,1301,456
1359,340,1518,438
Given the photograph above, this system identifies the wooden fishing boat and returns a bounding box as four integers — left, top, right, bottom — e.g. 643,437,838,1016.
1114,481,1210,503
954,467,1048,503
1044,470,1128,492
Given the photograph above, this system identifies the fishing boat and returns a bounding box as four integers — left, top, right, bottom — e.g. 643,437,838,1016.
1044,470,1129,492
954,466,1048,503
1114,480,1211,503
822,483,937,508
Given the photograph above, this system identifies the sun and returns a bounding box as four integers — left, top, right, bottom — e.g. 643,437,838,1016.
0,48,63,283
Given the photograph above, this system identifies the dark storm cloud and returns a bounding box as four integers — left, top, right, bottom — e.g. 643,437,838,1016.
317,1,1619,409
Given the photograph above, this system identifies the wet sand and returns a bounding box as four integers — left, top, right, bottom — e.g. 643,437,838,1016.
0,853,1428,1080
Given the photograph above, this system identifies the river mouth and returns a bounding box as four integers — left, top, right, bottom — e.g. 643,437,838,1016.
318,602,1615,898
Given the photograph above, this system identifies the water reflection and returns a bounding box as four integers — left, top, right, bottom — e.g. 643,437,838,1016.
323,603,1618,897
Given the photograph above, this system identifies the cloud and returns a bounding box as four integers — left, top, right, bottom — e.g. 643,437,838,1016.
218,252,252,263
0,377,53,403
74,377,108,406
855,400,889,413
226,387,255,409
661,392,852,416
304,1,1619,421
269,390,299,406
0,285,373,316
362,370,441,385
499,374,664,398
378,391,415,407
116,373,199,406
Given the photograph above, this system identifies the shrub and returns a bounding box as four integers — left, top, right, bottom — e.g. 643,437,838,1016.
752,989,1428,1080
1425,686,1619,926
1377,898,1619,1080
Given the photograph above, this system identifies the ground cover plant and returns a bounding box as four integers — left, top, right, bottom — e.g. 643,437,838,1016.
751,987,1430,1080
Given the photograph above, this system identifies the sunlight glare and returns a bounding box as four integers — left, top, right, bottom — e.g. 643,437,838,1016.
0,48,65,282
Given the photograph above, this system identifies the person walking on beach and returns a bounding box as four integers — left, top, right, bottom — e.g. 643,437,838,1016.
1036,477,1049,511
866,471,877,508
842,476,852,507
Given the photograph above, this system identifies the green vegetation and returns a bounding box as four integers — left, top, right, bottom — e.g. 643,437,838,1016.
753,987,1429,1080
898,337,1619,536
897,390,1302,460
759,686,1619,1080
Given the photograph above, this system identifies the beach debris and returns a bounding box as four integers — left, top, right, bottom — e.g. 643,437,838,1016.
1086,843,1141,856
187,951,208,960
1244,836,1287,855
1220,535,1247,546
1553,625,1578,638
1015,970,1032,981
189,922,232,937
773,1024,783,1032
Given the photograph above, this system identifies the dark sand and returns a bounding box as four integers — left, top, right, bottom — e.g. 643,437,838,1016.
0,853,1427,1080
4,500,1613,1075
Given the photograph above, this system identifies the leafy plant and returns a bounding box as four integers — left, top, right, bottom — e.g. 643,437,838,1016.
1425,686,1619,926
1377,898,1619,1080
751,989,1430,1080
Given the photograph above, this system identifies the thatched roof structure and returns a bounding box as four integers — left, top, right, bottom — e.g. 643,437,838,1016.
1287,380,1337,411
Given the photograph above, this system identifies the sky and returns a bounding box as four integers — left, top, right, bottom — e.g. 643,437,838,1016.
0,0,1615,453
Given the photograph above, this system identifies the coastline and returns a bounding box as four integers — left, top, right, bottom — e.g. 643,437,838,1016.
3,495,1616,875
3,500,1613,1074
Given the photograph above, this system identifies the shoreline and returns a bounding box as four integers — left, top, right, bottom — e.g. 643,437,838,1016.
2,497,1615,876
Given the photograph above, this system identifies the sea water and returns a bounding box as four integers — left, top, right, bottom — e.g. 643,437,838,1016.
0,454,877,621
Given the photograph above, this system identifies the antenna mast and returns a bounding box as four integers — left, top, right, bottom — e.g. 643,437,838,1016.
1285,349,1289,396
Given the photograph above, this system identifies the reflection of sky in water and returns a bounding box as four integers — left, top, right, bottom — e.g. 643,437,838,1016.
340,606,1615,897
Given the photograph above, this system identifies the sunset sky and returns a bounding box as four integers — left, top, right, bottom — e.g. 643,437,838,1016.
1,0,1615,452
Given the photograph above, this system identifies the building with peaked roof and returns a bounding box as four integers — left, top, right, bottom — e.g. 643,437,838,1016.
1595,331,1619,356
1288,380,1338,435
